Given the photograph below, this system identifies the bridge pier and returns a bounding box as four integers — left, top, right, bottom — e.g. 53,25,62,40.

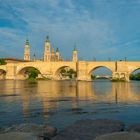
112,72,130,82
77,61,92,81
6,64,16,80
77,69,91,81
77,70,92,81
77,77,92,81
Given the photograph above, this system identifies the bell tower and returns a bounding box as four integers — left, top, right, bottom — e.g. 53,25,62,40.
24,39,30,61
51,48,55,61
72,47,78,62
44,36,51,61
33,53,36,62
55,48,60,61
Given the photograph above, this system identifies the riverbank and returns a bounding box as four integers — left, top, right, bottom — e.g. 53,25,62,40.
0,123,57,140
1,119,140,140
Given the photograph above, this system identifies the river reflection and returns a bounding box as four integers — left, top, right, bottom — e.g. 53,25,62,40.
0,80,140,129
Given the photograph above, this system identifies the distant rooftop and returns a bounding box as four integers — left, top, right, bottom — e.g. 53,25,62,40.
2,58,30,63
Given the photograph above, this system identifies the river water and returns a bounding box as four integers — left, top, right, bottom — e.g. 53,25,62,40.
0,80,140,130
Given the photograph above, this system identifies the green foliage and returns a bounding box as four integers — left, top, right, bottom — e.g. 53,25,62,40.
27,77,37,84
68,69,77,78
130,73,140,80
60,68,77,79
111,78,126,82
27,68,39,80
91,74,96,80
61,68,66,74
0,59,6,65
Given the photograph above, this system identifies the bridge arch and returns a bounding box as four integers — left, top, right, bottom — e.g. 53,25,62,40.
55,66,77,80
16,66,42,79
0,69,6,79
129,67,140,81
129,67,140,74
95,76,112,80
88,66,113,80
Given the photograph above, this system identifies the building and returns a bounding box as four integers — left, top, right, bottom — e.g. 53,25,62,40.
72,47,78,62
24,39,30,61
24,36,78,62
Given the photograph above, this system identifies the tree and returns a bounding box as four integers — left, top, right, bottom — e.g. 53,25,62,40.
130,73,140,80
60,68,77,79
68,69,77,78
60,68,66,74
0,59,6,65
28,68,39,80
91,74,96,80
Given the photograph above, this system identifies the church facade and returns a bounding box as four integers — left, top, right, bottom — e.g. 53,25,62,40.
24,36,78,62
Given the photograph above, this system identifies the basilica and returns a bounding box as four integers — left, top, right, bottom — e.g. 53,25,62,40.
24,36,78,62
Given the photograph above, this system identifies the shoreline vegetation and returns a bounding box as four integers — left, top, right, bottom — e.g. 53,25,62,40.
91,73,140,82
27,75,140,83
0,59,7,65
27,68,40,83
111,79,126,82
91,74,127,82
27,67,77,83
130,73,140,81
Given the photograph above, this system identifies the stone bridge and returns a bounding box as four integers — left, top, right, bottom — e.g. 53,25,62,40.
95,75,112,80
0,61,140,81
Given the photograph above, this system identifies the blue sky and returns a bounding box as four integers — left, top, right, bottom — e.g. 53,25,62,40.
0,0,140,61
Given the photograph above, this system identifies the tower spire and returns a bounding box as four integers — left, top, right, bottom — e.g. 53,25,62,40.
44,36,51,61
26,38,30,45
56,47,59,52
55,47,60,61
74,44,77,51
33,53,36,62
46,36,50,42
24,38,30,61
51,47,55,61
72,44,78,62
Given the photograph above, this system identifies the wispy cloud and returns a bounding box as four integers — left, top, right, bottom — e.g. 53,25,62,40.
0,0,140,60
112,39,140,48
